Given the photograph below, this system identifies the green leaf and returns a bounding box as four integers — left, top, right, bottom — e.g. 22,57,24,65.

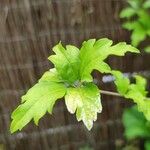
145,140,150,150
95,62,111,73
48,42,80,84
120,8,136,18
124,76,150,121
112,71,130,95
131,23,146,47
10,38,141,133
145,46,150,53
122,21,137,30
79,38,139,82
123,106,150,140
65,83,102,130
112,71,150,122
138,99,150,122
10,70,66,133
107,42,139,56
138,10,150,29
124,87,150,122
143,0,150,9
120,0,150,49
127,0,142,9
134,75,148,96
125,75,148,101
79,38,112,82
38,68,62,83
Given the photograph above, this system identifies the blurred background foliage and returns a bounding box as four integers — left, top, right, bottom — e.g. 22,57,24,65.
120,0,150,52
120,1,150,150
121,106,150,150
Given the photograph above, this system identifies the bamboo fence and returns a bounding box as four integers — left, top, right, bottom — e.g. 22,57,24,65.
0,0,150,149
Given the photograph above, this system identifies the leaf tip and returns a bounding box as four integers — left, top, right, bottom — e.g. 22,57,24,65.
10,123,17,134
86,123,93,131
34,118,39,126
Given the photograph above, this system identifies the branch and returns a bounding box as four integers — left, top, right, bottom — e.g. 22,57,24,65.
100,90,122,97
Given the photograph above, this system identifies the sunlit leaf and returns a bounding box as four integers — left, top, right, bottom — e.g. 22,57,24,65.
10,70,66,133
10,38,141,133
65,83,102,130
79,38,139,82
49,42,80,84
112,70,130,95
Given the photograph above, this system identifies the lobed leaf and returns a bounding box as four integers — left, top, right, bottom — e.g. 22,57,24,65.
65,83,102,130
113,71,150,121
79,38,139,82
48,42,80,84
79,38,112,82
123,106,150,139
10,38,141,133
112,70,130,95
10,70,66,133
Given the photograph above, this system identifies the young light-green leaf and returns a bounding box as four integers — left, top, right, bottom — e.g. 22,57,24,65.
112,70,130,95
113,71,150,121
65,83,102,130
79,38,112,82
48,42,80,84
79,38,139,82
10,70,66,133
123,75,150,121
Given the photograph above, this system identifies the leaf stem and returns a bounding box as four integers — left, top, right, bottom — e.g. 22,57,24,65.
100,90,122,97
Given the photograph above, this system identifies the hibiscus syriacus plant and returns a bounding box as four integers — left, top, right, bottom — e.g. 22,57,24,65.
10,38,150,133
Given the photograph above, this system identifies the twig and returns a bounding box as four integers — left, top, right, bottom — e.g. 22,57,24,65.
100,90,122,97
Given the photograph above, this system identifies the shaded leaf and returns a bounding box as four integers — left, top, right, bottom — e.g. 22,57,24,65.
124,76,150,121
145,140,150,150
123,106,150,140
143,0,150,8
122,21,137,30
131,23,146,47
120,8,136,18
145,46,150,53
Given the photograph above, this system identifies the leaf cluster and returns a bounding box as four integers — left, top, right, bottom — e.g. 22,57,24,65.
10,38,140,133
120,0,150,52
113,71,150,122
123,106,150,150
